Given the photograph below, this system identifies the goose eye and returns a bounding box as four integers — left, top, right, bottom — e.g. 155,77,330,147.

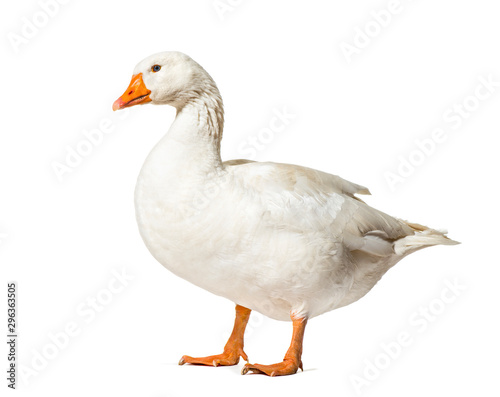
152,65,161,72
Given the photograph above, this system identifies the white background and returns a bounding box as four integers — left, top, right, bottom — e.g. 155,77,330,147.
1,0,499,396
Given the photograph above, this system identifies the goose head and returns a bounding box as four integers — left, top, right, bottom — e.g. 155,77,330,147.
112,51,212,111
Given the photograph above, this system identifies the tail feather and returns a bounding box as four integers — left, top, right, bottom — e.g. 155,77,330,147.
394,222,460,256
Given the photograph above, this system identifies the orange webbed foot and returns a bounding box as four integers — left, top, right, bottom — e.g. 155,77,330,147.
178,305,251,368
241,313,307,377
179,347,248,367
241,358,303,377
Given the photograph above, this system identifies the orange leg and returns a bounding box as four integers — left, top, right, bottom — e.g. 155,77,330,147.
179,305,251,367
242,313,307,377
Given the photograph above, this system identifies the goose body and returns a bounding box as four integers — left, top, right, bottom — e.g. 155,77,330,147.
114,51,458,375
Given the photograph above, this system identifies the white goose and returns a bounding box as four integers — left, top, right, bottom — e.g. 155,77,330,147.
113,51,458,377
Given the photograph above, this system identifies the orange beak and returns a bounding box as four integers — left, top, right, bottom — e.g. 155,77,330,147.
112,73,152,111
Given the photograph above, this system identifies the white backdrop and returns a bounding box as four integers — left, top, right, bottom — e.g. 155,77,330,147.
1,0,499,396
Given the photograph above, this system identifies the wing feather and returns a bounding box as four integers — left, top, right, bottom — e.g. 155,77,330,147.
224,161,413,248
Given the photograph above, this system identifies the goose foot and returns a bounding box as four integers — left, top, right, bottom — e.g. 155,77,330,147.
242,313,307,377
178,305,251,368
241,358,302,377
179,347,247,367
